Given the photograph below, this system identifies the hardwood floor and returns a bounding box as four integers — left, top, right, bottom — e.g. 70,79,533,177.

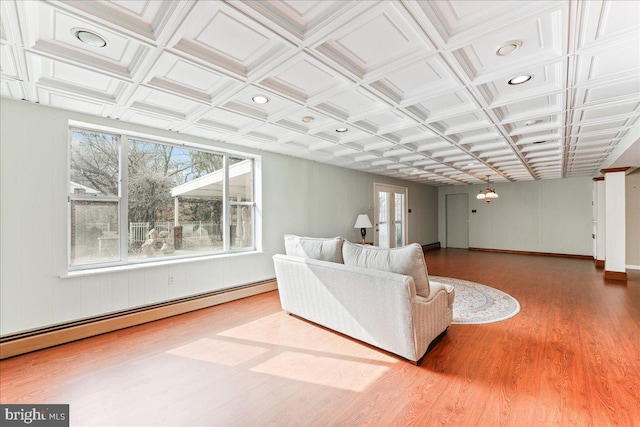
1,249,639,426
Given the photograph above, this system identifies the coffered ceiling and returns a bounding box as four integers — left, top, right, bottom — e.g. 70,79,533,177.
1,0,639,185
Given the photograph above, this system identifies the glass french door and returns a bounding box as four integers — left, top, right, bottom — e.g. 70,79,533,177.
374,183,407,248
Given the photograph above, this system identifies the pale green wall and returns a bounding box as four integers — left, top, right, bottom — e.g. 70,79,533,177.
0,98,438,334
263,153,439,249
438,177,594,256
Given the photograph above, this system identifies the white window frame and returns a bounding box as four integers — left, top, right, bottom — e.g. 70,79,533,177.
67,121,261,272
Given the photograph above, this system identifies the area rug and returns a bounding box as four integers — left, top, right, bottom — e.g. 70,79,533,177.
430,276,520,324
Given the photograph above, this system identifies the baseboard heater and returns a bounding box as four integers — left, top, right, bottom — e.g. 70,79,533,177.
0,279,277,360
422,242,441,252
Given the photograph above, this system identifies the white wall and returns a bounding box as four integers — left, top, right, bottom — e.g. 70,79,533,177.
437,177,593,256
626,169,640,268
0,98,438,335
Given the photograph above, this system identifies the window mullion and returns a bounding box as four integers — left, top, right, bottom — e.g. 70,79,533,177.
223,154,230,252
119,135,129,263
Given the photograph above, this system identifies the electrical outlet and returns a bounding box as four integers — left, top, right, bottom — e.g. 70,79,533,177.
168,275,175,286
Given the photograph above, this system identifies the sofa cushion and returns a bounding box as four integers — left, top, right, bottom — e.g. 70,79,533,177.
284,235,344,263
342,242,430,297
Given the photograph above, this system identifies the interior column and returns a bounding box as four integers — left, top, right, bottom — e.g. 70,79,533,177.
593,177,605,268
602,168,629,281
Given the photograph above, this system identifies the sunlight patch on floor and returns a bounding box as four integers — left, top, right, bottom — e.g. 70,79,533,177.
250,351,390,392
218,312,399,364
166,338,270,366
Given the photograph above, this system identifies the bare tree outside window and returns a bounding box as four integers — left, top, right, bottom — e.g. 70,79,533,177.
69,128,256,269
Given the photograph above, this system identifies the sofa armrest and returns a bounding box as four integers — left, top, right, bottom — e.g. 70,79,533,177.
417,280,454,305
412,283,454,359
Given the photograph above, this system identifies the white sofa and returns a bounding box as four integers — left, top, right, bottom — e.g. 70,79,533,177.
273,235,454,363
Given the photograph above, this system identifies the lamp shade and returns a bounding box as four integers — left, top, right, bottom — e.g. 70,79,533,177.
354,214,373,229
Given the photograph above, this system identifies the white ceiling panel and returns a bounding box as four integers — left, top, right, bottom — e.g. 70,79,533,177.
169,1,293,79
314,87,388,121
129,86,208,120
477,62,564,107
282,134,332,151
0,43,19,79
578,0,640,49
39,89,110,116
574,79,640,107
572,118,634,136
21,1,150,79
0,78,24,99
452,6,566,83
315,1,436,80
258,52,350,104
506,114,563,136
431,111,491,135
1,0,638,186
228,0,360,43
355,109,418,135
52,0,180,41
411,0,525,44
146,53,241,103
221,85,301,121
119,109,182,129
383,125,439,145
184,124,237,142
494,93,564,123
454,127,502,145
575,44,640,87
574,101,640,123
407,90,478,122
246,122,300,143
26,53,128,104
368,55,460,105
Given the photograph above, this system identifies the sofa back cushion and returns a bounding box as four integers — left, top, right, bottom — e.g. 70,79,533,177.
284,235,344,263
342,242,430,297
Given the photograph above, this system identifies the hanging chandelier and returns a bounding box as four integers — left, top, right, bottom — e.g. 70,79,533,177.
477,176,498,203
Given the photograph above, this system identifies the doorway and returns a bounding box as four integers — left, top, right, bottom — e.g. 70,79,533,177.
446,194,469,248
374,183,408,248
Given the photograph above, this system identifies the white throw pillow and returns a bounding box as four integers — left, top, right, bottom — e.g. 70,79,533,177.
284,235,344,263
342,241,430,297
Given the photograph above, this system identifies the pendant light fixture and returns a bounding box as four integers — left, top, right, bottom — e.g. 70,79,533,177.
477,176,499,203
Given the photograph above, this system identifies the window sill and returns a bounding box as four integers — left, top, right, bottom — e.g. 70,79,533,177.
61,250,264,279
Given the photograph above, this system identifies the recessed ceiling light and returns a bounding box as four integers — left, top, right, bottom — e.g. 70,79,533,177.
335,127,348,133
302,116,314,123
496,40,522,56
73,29,107,48
508,74,533,85
251,95,269,104
524,119,540,126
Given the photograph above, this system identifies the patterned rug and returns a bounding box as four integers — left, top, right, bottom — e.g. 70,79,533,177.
430,276,521,324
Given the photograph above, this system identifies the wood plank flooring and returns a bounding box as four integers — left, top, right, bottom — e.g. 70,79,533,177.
1,249,639,426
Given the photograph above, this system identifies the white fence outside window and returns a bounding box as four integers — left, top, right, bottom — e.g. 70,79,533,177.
129,221,220,243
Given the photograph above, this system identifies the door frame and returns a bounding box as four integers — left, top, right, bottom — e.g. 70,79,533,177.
373,182,408,247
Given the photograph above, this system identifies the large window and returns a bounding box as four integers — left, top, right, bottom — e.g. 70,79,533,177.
68,126,257,269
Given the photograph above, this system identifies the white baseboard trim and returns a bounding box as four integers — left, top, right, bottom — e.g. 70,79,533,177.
626,264,640,270
0,280,277,360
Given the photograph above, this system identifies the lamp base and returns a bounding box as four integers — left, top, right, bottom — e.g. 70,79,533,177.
360,228,366,245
